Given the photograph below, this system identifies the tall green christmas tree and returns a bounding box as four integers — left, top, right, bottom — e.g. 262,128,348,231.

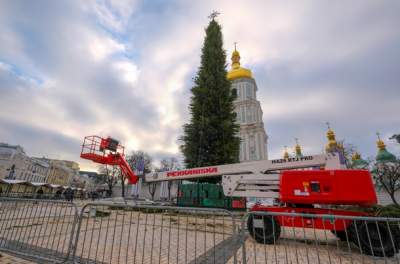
181,15,240,168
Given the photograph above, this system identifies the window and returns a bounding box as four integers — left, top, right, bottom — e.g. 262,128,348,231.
246,107,251,123
232,88,237,99
249,135,257,160
240,142,244,160
245,83,254,99
310,182,320,192
243,141,247,160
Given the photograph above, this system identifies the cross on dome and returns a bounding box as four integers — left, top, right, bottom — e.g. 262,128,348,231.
208,11,220,20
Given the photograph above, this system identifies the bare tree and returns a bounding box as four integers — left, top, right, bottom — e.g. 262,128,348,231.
160,157,181,200
374,160,400,206
126,150,153,174
98,165,119,197
336,140,357,168
125,150,153,198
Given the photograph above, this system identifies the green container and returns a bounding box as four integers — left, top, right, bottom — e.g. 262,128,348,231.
200,183,223,199
178,183,200,206
178,197,198,207
202,198,225,208
177,182,245,210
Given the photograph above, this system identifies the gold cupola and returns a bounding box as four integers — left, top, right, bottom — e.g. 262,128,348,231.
376,134,386,151
325,122,338,153
376,132,396,163
351,152,361,161
227,45,253,81
294,138,303,157
283,146,289,159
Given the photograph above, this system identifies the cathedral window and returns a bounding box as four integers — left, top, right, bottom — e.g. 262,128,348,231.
232,88,237,99
246,107,251,123
249,135,257,160
246,83,251,99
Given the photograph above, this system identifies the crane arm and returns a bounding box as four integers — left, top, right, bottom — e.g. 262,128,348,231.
80,135,138,185
114,154,138,184
144,153,345,199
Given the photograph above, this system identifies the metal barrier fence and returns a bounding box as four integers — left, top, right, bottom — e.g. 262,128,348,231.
0,192,87,200
1,198,400,264
72,203,239,264
242,211,400,264
0,198,79,263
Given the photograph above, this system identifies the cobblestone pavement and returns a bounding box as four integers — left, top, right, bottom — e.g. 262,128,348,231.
0,252,35,264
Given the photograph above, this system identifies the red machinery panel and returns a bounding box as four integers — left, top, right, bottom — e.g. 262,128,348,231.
279,170,377,206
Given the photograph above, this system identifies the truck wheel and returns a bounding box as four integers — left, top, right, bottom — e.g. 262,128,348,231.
247,214,281,244
353,221,398,257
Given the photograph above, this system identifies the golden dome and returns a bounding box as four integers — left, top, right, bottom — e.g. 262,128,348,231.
325,123,338,153
283,146,289,159
227,47,253,81
352,152,361,161
376,138,386,151
294,138,302,157
376,133,397,163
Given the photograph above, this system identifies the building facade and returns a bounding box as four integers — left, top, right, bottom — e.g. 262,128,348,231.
46,160,75,186
0,143,48,182
0,142,80,186
227,48,268,161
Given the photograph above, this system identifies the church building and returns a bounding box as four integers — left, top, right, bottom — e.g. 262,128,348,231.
227,47,268,161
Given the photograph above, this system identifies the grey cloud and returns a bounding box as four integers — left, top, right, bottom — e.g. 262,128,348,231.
0,118,81,161
0,0,399,170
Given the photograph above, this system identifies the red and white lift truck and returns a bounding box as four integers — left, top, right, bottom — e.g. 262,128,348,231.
80,136,139,185
145,153,400,257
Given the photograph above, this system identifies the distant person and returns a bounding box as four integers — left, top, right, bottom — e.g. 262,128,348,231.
64,189,73,202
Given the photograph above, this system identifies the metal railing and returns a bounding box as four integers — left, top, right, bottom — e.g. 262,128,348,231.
0,198,79,263
0,192,87,200
72,202,239,264
0,198,399,264
241,210,400,264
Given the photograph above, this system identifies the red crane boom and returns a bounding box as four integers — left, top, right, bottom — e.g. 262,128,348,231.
80,136,138,184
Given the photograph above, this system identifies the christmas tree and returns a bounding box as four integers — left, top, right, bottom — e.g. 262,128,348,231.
181,14,240,168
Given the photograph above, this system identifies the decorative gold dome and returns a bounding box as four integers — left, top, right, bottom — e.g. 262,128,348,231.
352,152,361,161
294,138,302,157
351,151,369,169
283,146,289,159
376,132,396,163
376,138,386,151
227,46,253,81
325,123,338,153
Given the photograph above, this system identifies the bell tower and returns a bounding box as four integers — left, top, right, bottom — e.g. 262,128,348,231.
227,45,268,161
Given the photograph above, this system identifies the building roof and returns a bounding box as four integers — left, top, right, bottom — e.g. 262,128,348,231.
376,137,396,163
351,152,369,168
0,179,27,184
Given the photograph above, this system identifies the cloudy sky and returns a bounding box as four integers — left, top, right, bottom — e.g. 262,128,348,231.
0,0,399,170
